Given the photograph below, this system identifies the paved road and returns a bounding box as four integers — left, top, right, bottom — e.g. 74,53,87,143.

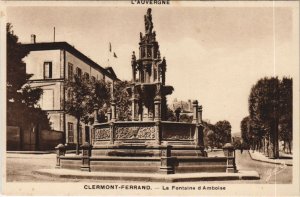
6,151,292,183
6,154,138,183
235,150,292,184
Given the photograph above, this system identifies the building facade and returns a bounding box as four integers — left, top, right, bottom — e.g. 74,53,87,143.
170,98,193,114
22,41,118,146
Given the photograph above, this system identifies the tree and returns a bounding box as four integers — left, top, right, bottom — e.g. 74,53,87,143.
166,107,176,121
279,77,292,153
247,77,293,157
240,116,250,147
87,79,110,123
7,23,44,106
249,77,280,158
7,23,29,102
65,75,93,155
202,120,216,149
206,130,215,150
7,23,50,148
65,76,111,154
214,120,232,147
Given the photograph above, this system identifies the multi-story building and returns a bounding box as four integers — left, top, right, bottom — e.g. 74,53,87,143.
22,38,119,146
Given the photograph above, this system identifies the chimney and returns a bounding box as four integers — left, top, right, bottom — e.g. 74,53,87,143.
31,34,36,44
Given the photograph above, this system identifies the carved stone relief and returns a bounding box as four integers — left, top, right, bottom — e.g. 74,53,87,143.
115,125,155,139
94,127,110,140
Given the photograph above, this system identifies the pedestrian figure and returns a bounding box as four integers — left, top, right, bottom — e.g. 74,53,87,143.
240,147,243,154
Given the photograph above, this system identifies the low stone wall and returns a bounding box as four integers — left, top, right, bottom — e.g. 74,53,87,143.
7,126,63,151
39,130,63,151
7,126,21,151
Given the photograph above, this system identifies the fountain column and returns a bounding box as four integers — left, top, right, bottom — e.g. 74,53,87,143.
198,105,203,124
94,104,99,124
154,97,161,121
192,100,198,124
131,97,139,121
138,100,143,121
111,101,116,122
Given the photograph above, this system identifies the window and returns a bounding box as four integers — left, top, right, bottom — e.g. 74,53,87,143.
68,122,74,143
68,63,73,80
44,62,52,79
76,67,82,78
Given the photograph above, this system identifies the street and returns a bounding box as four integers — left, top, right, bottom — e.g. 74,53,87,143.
235,150,292,184
6,151,292,183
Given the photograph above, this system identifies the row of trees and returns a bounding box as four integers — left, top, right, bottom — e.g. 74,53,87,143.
241,77,292,158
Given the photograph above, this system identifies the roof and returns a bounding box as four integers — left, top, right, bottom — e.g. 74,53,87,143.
105,67,117,79
21,42,120,81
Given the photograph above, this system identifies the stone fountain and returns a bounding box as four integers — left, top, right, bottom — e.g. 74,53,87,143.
55,8,237,175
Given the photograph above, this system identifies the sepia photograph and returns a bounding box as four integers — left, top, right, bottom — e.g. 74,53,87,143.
1,1,299,196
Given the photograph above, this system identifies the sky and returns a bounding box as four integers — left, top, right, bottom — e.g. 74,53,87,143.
7,5,298,134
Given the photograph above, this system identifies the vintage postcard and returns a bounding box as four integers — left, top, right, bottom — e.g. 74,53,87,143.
1,0,299,196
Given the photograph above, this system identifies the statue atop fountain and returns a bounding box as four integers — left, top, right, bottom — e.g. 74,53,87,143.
129,8,173,122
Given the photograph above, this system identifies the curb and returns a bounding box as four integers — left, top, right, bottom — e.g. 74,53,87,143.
247,151,293,166
33,169,260,182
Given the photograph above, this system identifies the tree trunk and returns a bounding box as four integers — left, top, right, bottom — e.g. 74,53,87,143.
274,119,279,158
259,138,263,153
265,137,269,156
268,132,274,158
268,119,279,158
76,117,80,155
288,140,292,154
261,137,265,154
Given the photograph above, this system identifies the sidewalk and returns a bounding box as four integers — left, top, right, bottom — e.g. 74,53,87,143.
248,150,293,166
